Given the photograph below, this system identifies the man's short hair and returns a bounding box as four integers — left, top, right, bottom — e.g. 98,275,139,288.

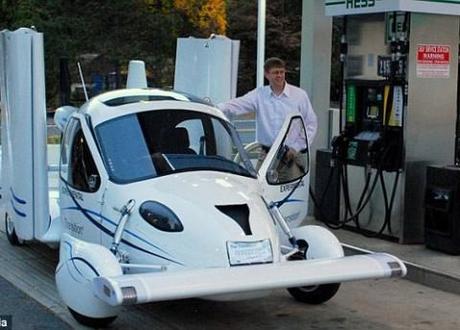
264,57,286,72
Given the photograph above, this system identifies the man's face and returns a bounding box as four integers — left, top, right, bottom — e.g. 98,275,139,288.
265,66,286,90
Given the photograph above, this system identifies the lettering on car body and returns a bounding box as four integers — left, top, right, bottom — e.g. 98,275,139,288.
280,180,305,193
64,218,84,236
61,186,84,202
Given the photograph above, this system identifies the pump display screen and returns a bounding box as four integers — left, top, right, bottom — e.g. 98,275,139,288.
366,105,379,119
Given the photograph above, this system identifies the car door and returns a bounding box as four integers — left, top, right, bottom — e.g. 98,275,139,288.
257,114,310,228
59,117,106,244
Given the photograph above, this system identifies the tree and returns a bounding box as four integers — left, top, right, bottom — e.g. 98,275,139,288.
0,1,319,107
174,0,227,36
0,1,186,105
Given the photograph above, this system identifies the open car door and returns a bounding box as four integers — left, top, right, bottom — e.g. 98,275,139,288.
257,114,310,228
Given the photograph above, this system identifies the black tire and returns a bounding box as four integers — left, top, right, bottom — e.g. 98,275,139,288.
5,213,24,246
287,242,340,304
287,283,340,304
68,308,117,328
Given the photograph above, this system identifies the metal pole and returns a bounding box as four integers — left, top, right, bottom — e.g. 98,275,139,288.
257,0,266,88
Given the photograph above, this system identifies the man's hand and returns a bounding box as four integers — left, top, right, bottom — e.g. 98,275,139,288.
283,147,296,165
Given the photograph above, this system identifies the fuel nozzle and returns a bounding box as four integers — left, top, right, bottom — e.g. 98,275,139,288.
367,137,384,169
331,133,348,167
340,34,348,63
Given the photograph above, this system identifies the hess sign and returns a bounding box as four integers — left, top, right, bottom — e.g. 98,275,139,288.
346,0,376,9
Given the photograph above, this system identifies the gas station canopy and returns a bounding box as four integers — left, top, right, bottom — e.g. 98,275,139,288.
325,0,460,16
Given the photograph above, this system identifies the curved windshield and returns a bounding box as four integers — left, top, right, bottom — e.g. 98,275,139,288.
95,109,257,183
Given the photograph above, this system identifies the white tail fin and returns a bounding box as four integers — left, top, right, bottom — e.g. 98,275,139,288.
174,36,240,104
0,28,49,241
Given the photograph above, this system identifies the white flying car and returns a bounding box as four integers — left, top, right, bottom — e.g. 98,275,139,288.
0,28,406,327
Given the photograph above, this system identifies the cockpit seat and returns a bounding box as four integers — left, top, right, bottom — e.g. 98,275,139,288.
163,127,196,154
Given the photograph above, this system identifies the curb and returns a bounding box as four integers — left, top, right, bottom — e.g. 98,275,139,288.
342,243,460,295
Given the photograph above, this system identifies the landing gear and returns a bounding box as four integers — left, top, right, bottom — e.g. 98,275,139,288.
5,212,24,246
56,234,122,327
68,308,117,328
287,283,341,304
286,227,343,304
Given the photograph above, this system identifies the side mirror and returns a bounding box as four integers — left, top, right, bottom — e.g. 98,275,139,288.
54,106,78,132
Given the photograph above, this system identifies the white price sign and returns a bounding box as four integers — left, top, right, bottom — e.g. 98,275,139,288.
227,240,273,266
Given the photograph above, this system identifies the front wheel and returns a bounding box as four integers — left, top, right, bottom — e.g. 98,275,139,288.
69,308,117,328
286,238,340,304
5,213,24,246
287,283,340,304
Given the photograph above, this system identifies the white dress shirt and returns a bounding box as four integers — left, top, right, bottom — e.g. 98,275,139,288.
217,83,317,148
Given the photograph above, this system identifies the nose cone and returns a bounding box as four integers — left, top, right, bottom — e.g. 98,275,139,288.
125,171,280,268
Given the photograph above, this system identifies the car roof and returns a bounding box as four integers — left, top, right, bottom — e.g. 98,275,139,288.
79,88,227,126
92,88,214,106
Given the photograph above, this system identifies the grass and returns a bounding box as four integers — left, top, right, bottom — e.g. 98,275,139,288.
0,135,60,144
47,135,61,144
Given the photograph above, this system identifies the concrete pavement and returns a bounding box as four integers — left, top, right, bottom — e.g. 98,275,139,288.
0,276,70,330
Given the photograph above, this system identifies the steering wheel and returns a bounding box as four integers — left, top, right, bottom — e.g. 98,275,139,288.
233,141,262,164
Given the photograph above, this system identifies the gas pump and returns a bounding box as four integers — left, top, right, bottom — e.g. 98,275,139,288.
317,1,460,243
335,11,408,171
321,11,409,239
340,79,404,171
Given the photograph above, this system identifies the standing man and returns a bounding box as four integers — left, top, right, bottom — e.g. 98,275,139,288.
217,57,317,176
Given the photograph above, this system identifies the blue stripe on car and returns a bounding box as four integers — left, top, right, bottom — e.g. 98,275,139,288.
277,198,305,205
10,199,26,217
63,206,183,265
10,187,26,204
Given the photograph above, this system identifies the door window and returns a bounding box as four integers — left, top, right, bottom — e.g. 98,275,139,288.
60,118,100,192
266,117,309,185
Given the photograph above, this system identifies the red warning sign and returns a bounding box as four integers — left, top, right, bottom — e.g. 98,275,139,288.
416,44,450,78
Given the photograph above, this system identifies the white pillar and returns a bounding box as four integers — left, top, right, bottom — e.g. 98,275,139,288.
300,1,332,150
300,1,332,215
257,0,266,87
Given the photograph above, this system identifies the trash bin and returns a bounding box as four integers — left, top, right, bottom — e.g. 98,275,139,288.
425,165,460,255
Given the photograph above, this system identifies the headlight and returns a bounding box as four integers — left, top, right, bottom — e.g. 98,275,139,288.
139,201,183,232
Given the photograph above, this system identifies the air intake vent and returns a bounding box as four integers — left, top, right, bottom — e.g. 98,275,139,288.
103,95,177,106
216,204,251,235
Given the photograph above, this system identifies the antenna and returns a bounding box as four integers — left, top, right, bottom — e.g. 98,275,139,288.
77,62,89,102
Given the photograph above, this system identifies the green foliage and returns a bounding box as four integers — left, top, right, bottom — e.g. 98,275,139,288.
47,134,60,144
0,1,338,107
174,0,227,36
0,0,225,108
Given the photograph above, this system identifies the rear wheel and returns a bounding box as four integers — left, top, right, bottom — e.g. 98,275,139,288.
69,308,117,328
5,212,24,246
